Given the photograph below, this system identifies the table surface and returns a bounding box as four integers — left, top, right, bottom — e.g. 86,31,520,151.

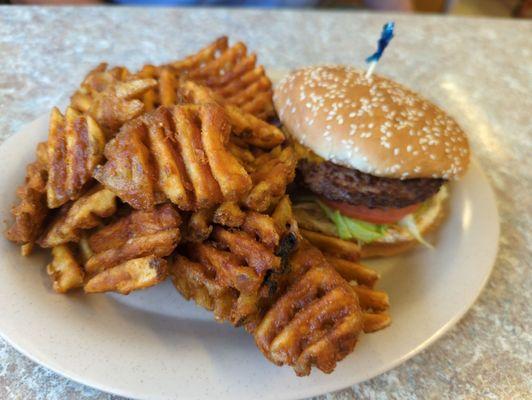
0,6,531,400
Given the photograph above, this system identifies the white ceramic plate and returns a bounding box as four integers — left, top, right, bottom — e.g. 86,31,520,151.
0,113,499,400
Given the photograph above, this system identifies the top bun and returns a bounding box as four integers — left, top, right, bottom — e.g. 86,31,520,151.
274,65,470,180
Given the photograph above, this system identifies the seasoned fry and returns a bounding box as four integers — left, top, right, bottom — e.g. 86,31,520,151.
93,119,156,210
325,256,379,288
252,242,363,376
47,245,85,293
178,81,284,149
300,229,361,261
350,284,389,312
199,104,252,200
362,312,392,333
39,187,117,248
85,204,180,274
212,227,280,275
5,142,49,246
169,36,275,120
184,208,214,243
213,202,246,227
46,107,106,208
85,255,167,294
95,104,253,211
244,146,296,212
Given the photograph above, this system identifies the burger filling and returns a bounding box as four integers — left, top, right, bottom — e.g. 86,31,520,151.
293,157,448,246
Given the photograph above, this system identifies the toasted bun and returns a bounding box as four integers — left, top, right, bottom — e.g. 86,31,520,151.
274,65,470,180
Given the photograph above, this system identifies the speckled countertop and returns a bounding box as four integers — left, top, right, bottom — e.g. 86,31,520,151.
0,6,531,400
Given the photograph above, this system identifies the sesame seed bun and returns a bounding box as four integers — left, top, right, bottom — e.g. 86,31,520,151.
274,65,470,180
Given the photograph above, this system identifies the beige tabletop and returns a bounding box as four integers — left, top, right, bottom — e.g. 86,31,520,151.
0,6,531,400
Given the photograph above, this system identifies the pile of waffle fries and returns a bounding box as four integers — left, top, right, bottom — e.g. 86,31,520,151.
4,37,390,376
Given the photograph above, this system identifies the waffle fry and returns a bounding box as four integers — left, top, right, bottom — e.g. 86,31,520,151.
94,104,252,211
179,81,284,149
46,107,106,209
252,241,363,376
5,142,48,246
170,199,293,326
243,146,297,212
47,244,85,293
169,36,275,120
300,228,361,261
85,204,180,274
325,256,379,288
85,255,168,294
39,186,117,248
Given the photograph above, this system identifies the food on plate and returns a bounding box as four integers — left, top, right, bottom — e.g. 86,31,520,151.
39,186,117,248
85,255,168,295
5,142,49,248
47,244,85,293
85,203,181,274
46,107,106,209
169,36,275,120
274,65,470,257
3,37,392,376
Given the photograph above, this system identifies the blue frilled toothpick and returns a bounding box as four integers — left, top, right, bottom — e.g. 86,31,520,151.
365,22,395,78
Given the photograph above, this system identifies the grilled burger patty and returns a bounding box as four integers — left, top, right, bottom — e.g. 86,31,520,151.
298,159,445,209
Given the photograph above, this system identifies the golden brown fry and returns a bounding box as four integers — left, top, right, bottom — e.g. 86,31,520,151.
84,255,167,295
170,255,237,323
170,36,274,120
199,104,252,200
47,244,85,293
253,242,363,376
46,107,106,208
144,107,194,210
184,208,214,243
39,187,117,248
242,211,279,250
213,202,246,228
325,256,379,288
350,284,389,312
300,229,361,262
244,146,296,212
93,119,156,210
362,312,392,333
85,204,180,274
5,142,49,245
212,227,280,275
172,106,224,208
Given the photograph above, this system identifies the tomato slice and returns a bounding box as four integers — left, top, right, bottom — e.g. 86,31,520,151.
320,198,421,224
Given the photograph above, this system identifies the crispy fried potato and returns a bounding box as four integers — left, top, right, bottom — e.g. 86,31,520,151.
180,81,284,149
325,256,379,288
85,204,180,274
169,36,274,120
5,142,49,246
244,146,296,212
253,242,363,376
95,104,253,211
93,119,156,210
47,244,85,293
184,208,214,243
213,202,246,227
85,255,167,294
300,229,361,261
46,107,106,209
362,312,392,333
39,187,117,248
212,227,280,275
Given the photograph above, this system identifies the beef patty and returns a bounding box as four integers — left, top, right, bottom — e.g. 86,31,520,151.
298,159,445,209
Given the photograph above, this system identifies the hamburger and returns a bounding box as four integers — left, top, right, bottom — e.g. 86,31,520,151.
274,65,470,257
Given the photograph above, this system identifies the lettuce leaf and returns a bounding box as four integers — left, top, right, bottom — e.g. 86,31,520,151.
398,214,433,249
317,201,387,243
